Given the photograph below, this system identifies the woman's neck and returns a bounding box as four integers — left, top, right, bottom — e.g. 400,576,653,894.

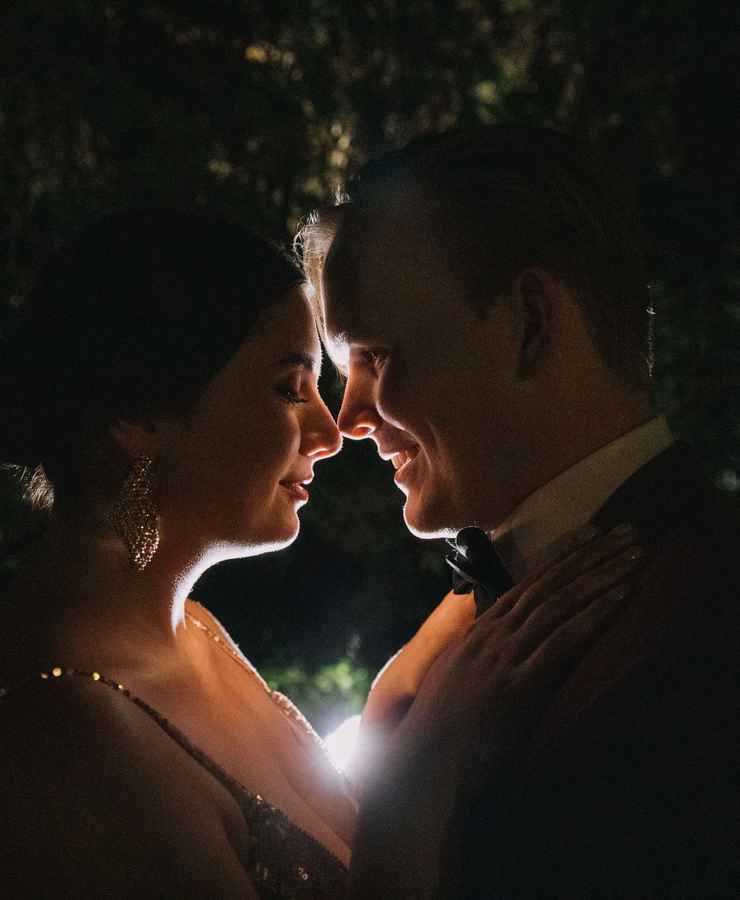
2,514,212,682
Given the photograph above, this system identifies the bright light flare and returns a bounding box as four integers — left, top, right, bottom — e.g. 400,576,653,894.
324,714,362,773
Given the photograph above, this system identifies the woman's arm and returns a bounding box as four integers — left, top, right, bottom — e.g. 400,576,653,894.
348,523,643,899
344,587,477,792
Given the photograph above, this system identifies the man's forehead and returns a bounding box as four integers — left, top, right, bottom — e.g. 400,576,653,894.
328,194,431,263
324,208,392,281
322,201,433,337
322,293,382,351
322,217,387,337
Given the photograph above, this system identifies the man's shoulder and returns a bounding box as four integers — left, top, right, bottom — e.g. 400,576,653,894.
647,473,740,614
598,440,740,595
463,450,740,897
597,441,730,528
529,465,740,751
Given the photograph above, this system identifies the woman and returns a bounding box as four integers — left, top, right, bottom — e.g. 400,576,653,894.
0,209,642,898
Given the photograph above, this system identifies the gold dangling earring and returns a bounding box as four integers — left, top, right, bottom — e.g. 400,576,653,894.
107,454,160,571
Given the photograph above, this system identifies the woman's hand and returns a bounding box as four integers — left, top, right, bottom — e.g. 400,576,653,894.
361,589,478,728
350,523,641,788
392,522,643,781
348,522,645,899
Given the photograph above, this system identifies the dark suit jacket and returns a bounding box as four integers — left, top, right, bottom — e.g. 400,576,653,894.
461,444,739,898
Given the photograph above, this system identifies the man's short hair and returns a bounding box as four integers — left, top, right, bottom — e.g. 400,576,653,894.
301,125,651,389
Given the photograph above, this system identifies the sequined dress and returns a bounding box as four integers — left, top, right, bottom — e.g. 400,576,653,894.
0,669,349,900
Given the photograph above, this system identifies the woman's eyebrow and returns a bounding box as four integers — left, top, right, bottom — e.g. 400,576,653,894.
271,352,322,377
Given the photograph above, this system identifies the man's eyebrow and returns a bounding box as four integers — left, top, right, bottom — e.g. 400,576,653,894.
271,352,322,377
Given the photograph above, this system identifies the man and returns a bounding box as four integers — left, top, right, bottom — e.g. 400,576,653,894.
305,127,738,897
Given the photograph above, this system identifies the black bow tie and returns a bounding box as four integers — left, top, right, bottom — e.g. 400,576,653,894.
445,526,514,616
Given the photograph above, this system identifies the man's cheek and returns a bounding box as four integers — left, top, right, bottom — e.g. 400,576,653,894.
378,373,415,430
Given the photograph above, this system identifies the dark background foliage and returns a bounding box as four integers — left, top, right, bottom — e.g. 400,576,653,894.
2,0,738,733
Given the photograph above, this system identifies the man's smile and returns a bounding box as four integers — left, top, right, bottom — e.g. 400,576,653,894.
392,446,421,486
390,446,419,471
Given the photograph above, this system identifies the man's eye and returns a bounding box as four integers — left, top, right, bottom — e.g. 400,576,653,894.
278,385,308,405
361,348,388,368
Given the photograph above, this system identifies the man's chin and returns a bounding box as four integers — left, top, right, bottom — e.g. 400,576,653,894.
402,497,458,541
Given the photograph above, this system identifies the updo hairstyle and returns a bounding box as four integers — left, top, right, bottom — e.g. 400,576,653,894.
0,209,303,511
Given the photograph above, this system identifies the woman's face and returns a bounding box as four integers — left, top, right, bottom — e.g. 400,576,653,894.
156,286,341,556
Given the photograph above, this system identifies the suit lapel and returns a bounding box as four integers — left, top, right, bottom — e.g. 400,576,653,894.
591,441,705,537
532,443,708,752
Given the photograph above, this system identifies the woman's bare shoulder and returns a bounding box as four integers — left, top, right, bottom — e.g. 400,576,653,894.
0,677,258,898
2,671,164,762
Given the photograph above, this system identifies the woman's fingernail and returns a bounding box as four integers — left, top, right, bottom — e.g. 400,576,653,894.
610,521,635,536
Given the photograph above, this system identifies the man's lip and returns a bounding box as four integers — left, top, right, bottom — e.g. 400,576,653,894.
393,448,420,486
390,446,420,470
280,476,313,486
379,444,419,463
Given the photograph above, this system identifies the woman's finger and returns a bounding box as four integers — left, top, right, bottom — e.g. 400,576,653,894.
476,523,604,624
524,580,632,685
511,543,644,661
505,522,639,628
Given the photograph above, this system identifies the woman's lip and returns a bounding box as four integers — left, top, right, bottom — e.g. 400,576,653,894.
280,482,310,502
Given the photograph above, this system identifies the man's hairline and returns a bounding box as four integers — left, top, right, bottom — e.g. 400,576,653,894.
306,197,650,393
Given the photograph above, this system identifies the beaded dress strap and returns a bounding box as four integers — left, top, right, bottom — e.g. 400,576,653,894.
0,665,349,894
1,665,257,796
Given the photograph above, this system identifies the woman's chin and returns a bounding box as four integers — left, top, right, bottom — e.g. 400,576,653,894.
249,517,301,555
257,531,299,555
210,511,301,560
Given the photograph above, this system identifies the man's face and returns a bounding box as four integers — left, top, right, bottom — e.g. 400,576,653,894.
322,202,535,539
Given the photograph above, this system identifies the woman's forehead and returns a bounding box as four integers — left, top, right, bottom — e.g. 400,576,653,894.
246,287,321,362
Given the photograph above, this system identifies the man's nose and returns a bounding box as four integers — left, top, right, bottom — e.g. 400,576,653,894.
337,376,383,440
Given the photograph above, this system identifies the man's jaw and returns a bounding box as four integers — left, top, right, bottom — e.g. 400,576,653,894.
377,443,459,540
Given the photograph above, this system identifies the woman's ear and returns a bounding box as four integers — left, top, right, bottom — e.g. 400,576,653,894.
512,267,554,379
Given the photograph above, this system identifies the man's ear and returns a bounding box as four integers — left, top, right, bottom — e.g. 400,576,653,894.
512,268,554,378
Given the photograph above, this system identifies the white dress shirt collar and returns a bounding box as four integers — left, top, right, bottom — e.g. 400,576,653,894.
493,416,674,581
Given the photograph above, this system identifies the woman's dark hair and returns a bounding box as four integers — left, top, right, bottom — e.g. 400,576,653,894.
1,208,304,509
